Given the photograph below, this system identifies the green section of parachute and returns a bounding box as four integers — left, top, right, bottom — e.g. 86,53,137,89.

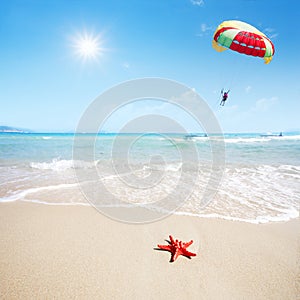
218,29,240,48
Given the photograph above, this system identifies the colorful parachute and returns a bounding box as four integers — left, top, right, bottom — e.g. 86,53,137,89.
212,20,275,64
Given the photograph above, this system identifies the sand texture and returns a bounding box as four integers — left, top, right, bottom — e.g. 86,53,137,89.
0,202,299,299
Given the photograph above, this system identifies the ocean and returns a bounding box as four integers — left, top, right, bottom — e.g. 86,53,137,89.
0,132,299,224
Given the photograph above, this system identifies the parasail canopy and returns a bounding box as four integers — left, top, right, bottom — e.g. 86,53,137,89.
212,20,275,64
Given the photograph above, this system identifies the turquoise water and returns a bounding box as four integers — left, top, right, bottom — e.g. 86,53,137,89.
0,132,299,223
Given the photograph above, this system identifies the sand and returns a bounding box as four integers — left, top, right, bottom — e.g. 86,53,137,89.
0,202,299,299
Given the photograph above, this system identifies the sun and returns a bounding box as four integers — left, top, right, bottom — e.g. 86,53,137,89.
72,31,105,62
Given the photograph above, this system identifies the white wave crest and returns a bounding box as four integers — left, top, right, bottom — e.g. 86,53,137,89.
225,134,300,144
143,162,183,172
30,159,96,171
225,137,271,143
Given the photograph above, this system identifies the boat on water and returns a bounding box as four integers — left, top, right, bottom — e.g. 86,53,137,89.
260,132,283,137
184,133,208,139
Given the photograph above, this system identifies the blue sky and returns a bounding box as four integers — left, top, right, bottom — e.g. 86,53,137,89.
0,0,299,133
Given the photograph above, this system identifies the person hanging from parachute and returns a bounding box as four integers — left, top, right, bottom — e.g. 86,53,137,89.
212,20,275,107
220,89,230,106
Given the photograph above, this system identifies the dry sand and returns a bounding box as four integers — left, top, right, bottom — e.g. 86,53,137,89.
0,202,299,299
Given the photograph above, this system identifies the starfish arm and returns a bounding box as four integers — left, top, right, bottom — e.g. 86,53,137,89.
157,244,172,251
182,249,197,257
169,235,175,244
171,248,181,262
183,240,193,248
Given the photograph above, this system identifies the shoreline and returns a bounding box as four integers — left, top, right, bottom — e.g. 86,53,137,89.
0,202,299,299
1,199,298,225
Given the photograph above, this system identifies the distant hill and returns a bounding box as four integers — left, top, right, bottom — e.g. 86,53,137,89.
0,126,29,133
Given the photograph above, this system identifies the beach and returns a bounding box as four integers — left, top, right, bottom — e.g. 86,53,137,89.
1,132,299,298
0,202,299,299
1,0,300,297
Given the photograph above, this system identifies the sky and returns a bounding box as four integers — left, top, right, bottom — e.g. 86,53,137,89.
0,0,299,133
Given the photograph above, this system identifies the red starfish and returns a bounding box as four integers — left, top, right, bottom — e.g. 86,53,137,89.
157,235,197,262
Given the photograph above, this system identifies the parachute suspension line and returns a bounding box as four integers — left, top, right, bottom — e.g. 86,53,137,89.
218,54,238,92
227,54,241,90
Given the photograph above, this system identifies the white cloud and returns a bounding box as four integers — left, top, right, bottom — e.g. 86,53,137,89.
197,23,213,37
264,27,275,33
201,23,212,32
252,97,278,112
264,27,278,39
245,86,252,93
122,62,130,69
190,0,204,6
268,33,278,39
